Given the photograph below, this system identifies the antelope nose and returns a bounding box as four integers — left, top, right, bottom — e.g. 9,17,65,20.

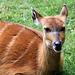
54,41,62,46
53,41,62,51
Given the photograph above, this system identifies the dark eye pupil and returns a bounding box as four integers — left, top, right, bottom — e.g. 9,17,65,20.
44,28,50,32
60,27,65,31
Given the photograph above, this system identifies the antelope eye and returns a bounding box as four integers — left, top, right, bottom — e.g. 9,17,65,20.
60,27,65,31
44,28,51,32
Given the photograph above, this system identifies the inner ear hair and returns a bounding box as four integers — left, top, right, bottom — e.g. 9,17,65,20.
31,7,43,26
60,4,68,16
31,8,36,20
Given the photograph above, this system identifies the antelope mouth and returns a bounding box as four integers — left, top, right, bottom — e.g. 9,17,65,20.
53,45,62,53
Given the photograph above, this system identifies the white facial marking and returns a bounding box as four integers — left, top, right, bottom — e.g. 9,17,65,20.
63,24,65,26
43,25,47,29
43,32,46,39
51,31,59,34
46,40,49,46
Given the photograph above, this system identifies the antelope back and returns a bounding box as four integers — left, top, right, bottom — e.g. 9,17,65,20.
0,22,43,74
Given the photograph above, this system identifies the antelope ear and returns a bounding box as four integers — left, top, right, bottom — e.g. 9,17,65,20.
60,5,68,23
31,7,43,26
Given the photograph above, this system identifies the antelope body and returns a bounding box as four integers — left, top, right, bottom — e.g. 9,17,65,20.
0,5,68,75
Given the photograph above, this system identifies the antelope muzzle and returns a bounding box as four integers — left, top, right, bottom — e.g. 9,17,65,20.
53,41,62,52
52,31,63,52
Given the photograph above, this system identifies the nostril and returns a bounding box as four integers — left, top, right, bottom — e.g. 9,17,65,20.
54,41,62,46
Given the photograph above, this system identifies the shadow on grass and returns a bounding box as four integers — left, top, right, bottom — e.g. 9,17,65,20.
57,70,70,75
53,70,70,75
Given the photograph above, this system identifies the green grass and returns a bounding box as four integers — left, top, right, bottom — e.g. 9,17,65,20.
0,0,75,75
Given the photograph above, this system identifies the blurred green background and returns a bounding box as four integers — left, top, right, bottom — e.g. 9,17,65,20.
0,0,75,75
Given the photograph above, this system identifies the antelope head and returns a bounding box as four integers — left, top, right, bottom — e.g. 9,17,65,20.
31,5,68,53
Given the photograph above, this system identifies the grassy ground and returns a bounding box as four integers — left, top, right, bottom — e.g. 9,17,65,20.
0,0,75,75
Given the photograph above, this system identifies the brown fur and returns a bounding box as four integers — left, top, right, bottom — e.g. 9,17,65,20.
0,5,68,75
0,22,43,75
